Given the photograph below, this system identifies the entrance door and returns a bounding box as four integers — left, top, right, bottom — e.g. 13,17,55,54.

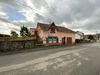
62,37,65,45
67,37,72,44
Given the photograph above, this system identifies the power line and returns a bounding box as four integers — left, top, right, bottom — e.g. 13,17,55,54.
0,2,54,26
17,1,55,20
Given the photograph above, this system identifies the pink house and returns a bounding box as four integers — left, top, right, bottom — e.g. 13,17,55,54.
30,22,75,46
30,28,37,36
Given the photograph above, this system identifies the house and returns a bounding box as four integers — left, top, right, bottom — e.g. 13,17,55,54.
30,28,37,36
84,35,89,40
75,31,84,40
30,22,75,46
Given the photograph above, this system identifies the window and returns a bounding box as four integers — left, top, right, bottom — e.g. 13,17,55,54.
47,37,58,43
50,28,55,33
48,37,52,43
35,31,37,35
53,37,57,43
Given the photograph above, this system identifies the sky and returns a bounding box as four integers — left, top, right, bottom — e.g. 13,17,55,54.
0,0,100,35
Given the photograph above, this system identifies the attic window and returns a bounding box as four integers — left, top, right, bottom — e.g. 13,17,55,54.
50,28,55,33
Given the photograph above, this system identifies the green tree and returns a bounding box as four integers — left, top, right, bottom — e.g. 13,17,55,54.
27,32,31,37
20,26,29,37
88,35,94,40
10,30,18,37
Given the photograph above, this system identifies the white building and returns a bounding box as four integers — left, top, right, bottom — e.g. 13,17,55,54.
75,31,84,39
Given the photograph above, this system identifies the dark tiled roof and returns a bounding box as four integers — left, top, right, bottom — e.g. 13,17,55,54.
37,22,75,33
57,26,75,33
37,23,49,31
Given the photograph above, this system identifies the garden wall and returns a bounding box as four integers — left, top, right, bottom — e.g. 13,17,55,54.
0,39,37,51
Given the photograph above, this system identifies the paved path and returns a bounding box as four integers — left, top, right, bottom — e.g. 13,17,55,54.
0,42,100,75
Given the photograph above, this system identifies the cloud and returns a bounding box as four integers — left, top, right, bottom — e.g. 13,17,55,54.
0,17,10,23
0,12,6,16
0,0,100,35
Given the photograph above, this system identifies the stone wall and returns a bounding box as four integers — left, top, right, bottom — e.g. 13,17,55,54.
0,39,37,51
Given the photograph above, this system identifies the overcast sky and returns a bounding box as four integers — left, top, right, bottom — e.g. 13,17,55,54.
0,0,100,35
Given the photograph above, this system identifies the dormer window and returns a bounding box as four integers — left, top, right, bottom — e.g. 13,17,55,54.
50,27,55,33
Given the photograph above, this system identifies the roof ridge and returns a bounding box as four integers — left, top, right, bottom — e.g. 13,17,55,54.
57,26,75,32
37,22,75,33
38,22,50,25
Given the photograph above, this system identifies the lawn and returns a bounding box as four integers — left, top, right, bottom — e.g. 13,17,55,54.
13,37,36,41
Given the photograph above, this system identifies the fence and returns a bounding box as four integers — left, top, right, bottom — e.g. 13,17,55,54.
0,39,37,51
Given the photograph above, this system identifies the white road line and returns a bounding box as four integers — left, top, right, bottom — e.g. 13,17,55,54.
0,48,87,73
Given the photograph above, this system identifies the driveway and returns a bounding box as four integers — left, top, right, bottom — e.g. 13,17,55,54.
0,42,100,75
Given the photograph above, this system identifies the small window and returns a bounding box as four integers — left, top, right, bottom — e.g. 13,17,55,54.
50,28,55,33
47,37,58,43
48,37,52,43
53,37,57,43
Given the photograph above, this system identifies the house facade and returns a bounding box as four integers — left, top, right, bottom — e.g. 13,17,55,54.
30,28,37,36
30,22,75,46
75,31,84,39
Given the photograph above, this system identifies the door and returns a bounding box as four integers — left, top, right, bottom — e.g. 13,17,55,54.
62,37,65,45
67,37,72,44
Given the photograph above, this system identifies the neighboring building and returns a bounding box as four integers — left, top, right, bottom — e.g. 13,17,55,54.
30,22,75,46
75,31,84,39
84,35,89,40
30,28,37,36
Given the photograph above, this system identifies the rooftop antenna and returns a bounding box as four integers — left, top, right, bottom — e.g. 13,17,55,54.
49,21,52,23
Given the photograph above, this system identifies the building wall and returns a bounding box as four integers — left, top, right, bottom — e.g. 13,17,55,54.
75,33,81,39
37,27,75,45
75,32,84,39
30,28,36,35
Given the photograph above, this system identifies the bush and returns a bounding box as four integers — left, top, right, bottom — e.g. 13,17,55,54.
75,39,80,43
88,35,94,40
76,39,90,43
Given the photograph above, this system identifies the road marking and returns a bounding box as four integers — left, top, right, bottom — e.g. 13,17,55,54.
0,48,87,73
77,61,82,66
73,52,89,60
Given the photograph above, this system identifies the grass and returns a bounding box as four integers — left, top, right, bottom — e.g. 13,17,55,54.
12,37,36,41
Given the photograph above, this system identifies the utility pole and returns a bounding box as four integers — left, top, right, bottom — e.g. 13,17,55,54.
96,31,98,40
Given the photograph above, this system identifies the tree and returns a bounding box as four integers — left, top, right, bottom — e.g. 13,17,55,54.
10,30,18,37
20,26,29,37
27,32,31,37
0,34,10,37
88,35,94,40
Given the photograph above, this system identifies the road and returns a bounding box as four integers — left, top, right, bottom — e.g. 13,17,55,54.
0,42,100,75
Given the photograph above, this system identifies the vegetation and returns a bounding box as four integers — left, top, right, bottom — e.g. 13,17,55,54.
88,35,94,40
75,39,90,43
0,34,10,37
13,37,36,41
27,32,31,37
0,26,36,41
20,26,29,37
10,30,18,37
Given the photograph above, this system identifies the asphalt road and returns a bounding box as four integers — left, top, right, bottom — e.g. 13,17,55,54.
0,42,100,75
